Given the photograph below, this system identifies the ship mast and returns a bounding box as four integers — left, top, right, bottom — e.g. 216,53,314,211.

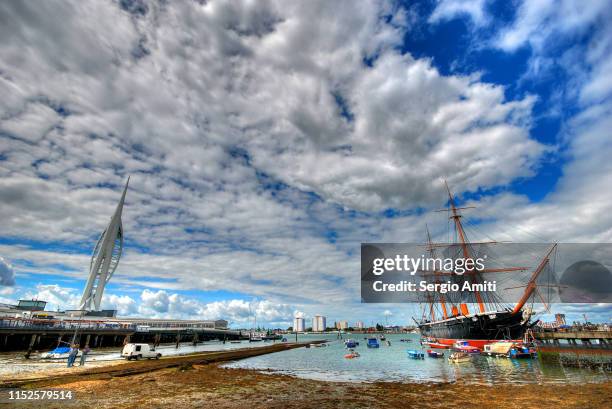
444,181,486,314
426,225,449,320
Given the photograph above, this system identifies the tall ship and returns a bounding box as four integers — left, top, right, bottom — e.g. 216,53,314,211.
416,183,557,349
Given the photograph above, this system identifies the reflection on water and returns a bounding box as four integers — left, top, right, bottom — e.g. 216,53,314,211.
0,340,269,378
224,334,610,385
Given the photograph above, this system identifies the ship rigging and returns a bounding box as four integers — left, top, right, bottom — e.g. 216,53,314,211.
415,182,558,348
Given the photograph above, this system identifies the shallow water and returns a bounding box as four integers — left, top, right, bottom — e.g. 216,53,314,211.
224,333,611,385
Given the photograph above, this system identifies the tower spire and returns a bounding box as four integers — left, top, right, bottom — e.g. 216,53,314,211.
79,177,129,311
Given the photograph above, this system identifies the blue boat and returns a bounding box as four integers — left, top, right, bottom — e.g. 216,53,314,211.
508,345,535,359
366,338,380,348
407,350,425,359
344,339,359,348
40,346,71,359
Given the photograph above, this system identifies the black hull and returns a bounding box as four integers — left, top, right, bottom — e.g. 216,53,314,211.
419,311,528,341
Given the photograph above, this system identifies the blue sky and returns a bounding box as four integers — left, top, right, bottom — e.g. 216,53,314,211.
0,0,611,327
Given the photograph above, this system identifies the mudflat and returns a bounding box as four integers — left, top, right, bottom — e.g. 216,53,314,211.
9,362,612,409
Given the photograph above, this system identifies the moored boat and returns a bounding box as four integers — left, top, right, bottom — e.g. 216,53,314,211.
483,341,514,356
367,338,380,348
40,346,71,359
344,349,360,359
448,352,471,363
427,349,444,358
453,340,480,354
407,350,425,359
508,343,537,359
344,339,359,348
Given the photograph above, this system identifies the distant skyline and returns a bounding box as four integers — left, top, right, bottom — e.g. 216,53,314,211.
0,0,611,327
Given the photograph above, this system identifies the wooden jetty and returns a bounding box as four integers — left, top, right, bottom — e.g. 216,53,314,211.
533,329,612,369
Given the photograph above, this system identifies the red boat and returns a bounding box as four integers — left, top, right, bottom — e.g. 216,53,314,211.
421,338,451,349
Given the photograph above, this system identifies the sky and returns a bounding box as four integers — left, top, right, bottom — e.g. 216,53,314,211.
0,0,611,328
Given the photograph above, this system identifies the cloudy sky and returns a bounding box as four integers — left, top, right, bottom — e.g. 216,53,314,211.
0,0,610,327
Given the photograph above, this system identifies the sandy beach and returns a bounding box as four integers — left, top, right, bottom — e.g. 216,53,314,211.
6,363,612,409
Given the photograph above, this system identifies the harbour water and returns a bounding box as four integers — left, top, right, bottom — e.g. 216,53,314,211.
224,333,611,385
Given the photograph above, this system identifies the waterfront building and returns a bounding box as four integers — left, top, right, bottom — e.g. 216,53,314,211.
293,317,305,332
79,178,130,311
312,315,326,332
337,320,348,330
114,318,228,330
355,321,364,329
15,300,46,311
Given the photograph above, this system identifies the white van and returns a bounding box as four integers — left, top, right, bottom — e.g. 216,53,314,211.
121,343,161,360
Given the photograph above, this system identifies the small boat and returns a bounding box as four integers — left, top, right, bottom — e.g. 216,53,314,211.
406,350,425,359
40,346,71,359
400,339,412,342
344,339,359,348
379,335,386,341
344,349,360,359
281,338,288,343
424,342,450,349
452,340,480,354
427,349,444,358
483,341,514,356
448,352,471,363
386,340,391,346
508,344,536,359
366,338,380,348
230,340,242,344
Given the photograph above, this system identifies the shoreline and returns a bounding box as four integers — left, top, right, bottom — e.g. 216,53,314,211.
7,362,612,409
0,342,318,388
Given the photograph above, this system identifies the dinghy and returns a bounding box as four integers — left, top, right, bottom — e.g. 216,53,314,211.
427,349,444,358
406,350,425,359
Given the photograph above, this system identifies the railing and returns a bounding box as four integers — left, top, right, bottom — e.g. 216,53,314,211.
0,319,137,331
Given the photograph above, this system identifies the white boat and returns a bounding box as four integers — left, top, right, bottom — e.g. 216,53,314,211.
40,346,72,359
448,352,471,363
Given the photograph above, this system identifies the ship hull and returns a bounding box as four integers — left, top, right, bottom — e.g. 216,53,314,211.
419,311,529,349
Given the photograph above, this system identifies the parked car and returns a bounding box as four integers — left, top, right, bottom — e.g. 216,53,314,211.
121,343,161,360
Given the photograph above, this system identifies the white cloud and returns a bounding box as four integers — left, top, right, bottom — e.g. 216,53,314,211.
24,284,80,312
429,0,489,26
0,257,15,286
0,0,552,317
494,0,608,53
